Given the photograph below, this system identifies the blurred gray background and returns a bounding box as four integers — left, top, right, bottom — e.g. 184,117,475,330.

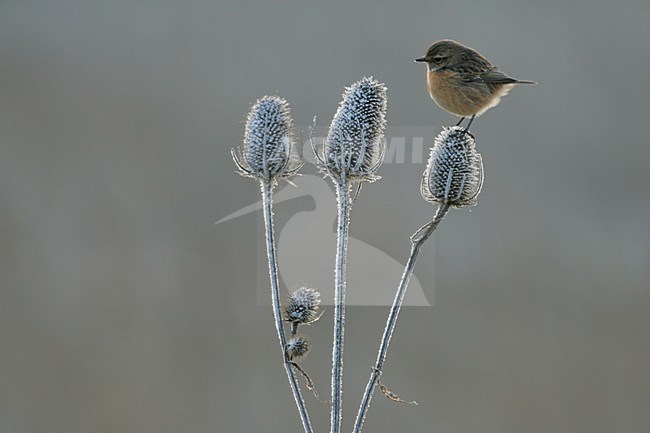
1,1,648,432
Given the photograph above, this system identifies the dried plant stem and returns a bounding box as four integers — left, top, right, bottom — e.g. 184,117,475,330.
261,181,313,433
331,181,351,433
352,203,451,433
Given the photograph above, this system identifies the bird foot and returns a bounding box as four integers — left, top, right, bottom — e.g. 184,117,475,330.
461,128,475,140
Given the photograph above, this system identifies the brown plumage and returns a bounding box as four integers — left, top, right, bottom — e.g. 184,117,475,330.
415,39,536,130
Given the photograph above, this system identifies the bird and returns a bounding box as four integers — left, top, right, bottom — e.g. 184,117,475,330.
415,39,536,132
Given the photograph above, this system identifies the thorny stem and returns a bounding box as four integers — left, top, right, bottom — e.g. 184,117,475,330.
352,203,451,433
331,180,351,433
261,181,314,433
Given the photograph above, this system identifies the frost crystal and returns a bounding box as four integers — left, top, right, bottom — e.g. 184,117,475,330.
421,127,484,207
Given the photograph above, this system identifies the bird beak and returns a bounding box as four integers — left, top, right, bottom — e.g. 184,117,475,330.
414,57,427,63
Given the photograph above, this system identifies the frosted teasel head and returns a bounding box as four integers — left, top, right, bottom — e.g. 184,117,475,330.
285,335,311,361
421,126,484,207
283,286,322,326
314,77,387,183
232,95,302,185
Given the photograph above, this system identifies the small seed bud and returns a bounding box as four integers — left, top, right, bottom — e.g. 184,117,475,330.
283,286,322,326
285,335,311,361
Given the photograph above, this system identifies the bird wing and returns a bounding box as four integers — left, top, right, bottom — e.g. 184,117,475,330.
462,68,517,84
465,68,535,85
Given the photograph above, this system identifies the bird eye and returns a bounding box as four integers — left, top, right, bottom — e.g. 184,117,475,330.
433,56,445,63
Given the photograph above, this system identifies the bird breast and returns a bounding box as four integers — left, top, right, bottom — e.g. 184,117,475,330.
426,70,514,117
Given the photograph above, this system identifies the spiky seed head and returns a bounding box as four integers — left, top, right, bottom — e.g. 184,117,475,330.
421,127,484,207
232,95,302,184
319,77,387,183
285,335,311,361
283,286,322,325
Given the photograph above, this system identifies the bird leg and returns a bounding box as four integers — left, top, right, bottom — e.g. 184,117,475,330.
462,114,476,135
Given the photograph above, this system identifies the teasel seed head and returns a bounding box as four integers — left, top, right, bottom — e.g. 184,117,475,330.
283,286,322,326
421,126,484,207
232,95,302,185
316,77,387,183
285,335,311,361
